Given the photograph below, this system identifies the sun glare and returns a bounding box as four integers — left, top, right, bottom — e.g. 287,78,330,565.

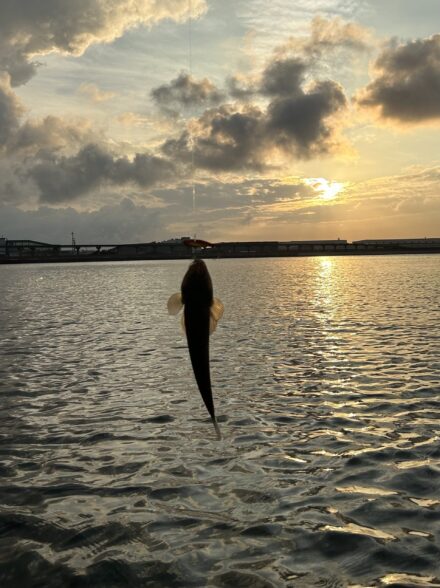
305,178,344,201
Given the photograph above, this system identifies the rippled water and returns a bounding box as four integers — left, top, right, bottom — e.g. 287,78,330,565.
1,255,439,587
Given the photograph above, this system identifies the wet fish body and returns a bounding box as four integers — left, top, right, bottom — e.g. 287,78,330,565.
168,260,224,439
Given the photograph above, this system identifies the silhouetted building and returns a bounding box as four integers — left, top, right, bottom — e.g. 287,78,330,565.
0,238,57,257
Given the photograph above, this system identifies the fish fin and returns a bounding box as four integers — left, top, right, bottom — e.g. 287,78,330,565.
209,297,224,334
211,297,224,320
180,312,186,334
167,292,183,315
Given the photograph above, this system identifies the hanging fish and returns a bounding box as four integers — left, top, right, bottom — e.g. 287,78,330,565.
168,259,224,439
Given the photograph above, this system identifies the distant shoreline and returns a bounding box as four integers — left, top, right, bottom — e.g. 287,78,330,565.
2,237,440,264
1,248,439,264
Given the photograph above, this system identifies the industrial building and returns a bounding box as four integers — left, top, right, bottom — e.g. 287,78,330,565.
0,238,58,257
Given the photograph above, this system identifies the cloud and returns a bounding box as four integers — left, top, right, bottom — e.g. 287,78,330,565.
260,58,307,97
274,15,375,61
267,80,346,154
3,165,440,244
0,65,172,207
7,116,98,156
28,143,176,203
0,69,173,204
226,58,308,102
228,17,373,102
158,22,359,173
117,112,156,128
78,83,116,103
1,68,100,160
0,177,316,243
151,73,224,117
0,73,99,157
0,44,40,87
162,56,347,171
306,15,374,56
226,74,259,101
162,105,267,171
0,198,166,243
1,17,352,215
0,73,25,145
357,34,440,123
0,0,207,85
0,157,36,206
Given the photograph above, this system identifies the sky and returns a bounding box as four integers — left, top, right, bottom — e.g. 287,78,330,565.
0,0,439,244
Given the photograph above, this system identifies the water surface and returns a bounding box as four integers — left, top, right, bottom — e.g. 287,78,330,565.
1,256,439,587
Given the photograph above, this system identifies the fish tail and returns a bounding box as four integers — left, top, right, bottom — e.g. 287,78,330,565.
212,417,222,440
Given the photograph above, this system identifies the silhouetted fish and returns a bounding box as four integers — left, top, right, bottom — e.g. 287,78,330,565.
168,259,224,439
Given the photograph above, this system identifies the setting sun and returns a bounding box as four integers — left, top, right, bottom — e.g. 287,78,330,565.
305,178,345,201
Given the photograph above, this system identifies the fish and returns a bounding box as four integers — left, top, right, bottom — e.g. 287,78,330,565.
168,259,224,439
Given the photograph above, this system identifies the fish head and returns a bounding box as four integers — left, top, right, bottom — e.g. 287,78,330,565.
181,259,213,306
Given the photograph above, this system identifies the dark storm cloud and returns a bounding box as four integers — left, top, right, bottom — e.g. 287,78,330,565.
0,0,206,85
151,73,224,117
357,34,440,122
29,144,175,203
162,57,347,171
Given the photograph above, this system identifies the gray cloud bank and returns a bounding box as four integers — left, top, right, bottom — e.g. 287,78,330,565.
151,73,224,117
2,46,349,204
0,0,206,86
357,34,440,123
0,198,165,243
29,144,175,203
0,75,96,156
153,13,377,171
3,165,440,243
162,57,347,171
0,67,175,205
0,179,309,243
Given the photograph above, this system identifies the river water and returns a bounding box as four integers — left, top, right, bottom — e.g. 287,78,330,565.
0,255,439,587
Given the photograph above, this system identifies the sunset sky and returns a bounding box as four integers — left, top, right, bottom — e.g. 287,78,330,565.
1,0,439,243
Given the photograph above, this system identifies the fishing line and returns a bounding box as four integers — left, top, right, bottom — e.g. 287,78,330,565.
188,0,196,220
